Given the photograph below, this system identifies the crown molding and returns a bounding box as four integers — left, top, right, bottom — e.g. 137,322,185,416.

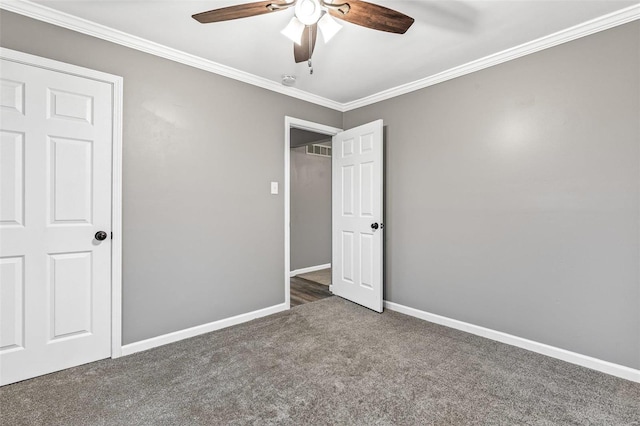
342,3,640,111
1,1,638,113
0,0,344,111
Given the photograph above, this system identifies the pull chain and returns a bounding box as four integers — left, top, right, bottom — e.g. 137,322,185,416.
308,26,313,75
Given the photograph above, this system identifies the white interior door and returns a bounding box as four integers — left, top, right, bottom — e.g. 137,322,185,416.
0,58,113,385
332,119,383,312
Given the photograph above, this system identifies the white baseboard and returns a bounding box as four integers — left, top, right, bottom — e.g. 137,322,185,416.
119,298,639,383
290,263,331,277
120,303,288,356
384,301,640,383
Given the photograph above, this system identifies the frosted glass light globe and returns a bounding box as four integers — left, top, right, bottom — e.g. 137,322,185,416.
295,0,322,25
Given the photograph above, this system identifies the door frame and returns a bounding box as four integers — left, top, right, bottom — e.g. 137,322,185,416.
284,116,342,308
0,47,124,358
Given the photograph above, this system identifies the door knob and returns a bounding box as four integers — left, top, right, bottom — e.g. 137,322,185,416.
371,223,379,230
95,231,108,241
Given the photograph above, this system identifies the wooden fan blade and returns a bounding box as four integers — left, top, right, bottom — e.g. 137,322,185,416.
192,1,290,24
328,0,414,34
294,24,318,63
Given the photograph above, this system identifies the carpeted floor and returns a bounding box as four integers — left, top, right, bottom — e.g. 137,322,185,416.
1,297,639,425
297,268,331,286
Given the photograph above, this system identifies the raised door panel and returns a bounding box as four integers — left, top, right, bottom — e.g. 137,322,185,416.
359,234,374,290
48,252,93,341
342,137,354,158
0,256,25,353
48,89,94,124
48,137,93,225
360,133,373,154
0,131,25,227
342,165,354,216
0,78,25,115
341,231,355,284
359,161,374,218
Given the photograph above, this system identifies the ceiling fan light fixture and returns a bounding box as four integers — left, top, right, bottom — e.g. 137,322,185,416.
317,12,342,43
281,16,305,45
295,0,322,25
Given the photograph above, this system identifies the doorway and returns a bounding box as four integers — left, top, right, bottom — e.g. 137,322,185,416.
284,117,385,312
284,117,342,308
290,132,333,306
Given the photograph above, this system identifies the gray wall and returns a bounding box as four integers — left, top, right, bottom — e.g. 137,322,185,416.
2,10,638,369
290,146,331,271
344,22,640,369
0,11,342,345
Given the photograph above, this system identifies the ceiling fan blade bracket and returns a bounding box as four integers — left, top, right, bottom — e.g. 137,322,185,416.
321,0,350,15
267,0,297,11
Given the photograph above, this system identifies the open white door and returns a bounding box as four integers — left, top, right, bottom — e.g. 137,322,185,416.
332,120,383,312
0,57,114,385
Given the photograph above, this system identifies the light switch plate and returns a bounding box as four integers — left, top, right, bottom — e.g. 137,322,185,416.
271,181,278,194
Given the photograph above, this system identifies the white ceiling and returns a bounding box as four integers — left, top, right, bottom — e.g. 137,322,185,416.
16,0,640,104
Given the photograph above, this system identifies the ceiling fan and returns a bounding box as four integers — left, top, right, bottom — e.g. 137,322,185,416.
192,0,415,65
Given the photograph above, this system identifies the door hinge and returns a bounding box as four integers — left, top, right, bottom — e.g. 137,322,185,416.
111,232,113,239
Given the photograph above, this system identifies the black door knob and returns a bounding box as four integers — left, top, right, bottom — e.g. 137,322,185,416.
371,223,379,230
95,231,108,241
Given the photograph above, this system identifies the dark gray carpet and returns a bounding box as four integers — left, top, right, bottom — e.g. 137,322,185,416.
1,297,639,425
